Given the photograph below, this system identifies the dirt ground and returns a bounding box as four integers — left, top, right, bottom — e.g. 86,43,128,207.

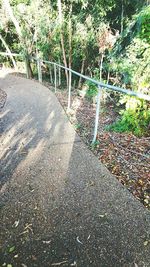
55,89,150,210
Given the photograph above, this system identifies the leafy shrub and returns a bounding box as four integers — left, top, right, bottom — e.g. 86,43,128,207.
106,6,150,136
137,5,150,43
85,81,98,101
108,96,150,136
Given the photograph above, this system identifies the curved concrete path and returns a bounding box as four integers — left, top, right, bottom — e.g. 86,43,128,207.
0,73,150,267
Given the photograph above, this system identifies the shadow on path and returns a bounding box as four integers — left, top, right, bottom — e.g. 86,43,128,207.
0,73,150,267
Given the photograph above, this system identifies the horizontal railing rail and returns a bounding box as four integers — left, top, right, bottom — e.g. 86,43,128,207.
41,59,150,101
1,52,150,143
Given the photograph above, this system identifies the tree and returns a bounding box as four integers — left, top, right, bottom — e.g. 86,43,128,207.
57,0,68,85
3,0,33,77
0,32,17,68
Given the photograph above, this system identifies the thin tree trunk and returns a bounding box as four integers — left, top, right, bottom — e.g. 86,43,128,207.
68,3,72,98
107,69,110,84
78,58,85,88
121,0,124,34
68,4,72,70
25,55,33,78
0,33,17,69
60,34,68,85
89,68,93,78
57,0,68,86
99,53,105,103
73,79,76,88
3,0,22,37
58,59,61,86
99,53,104,82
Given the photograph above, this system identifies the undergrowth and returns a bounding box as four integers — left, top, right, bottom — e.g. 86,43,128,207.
107,97,150,136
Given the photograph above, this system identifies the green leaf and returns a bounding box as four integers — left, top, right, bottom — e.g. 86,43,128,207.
9,246,15,253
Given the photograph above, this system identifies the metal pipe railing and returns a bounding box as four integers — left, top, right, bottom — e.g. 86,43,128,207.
39,58,150,101
1,52,150,143
32,56,150,143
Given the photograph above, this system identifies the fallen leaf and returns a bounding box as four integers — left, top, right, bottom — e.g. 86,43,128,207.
19,230,28,236
9,246,15,253
87,234,91,240
70,261,77,266
14,254,18,258
138,179,144,185
144,199,149,204
144,240,149,246
42,240,51,244
51,260,68,266
14,220,19,228
99,213,108,218
99,214,105,218
76,236,83,245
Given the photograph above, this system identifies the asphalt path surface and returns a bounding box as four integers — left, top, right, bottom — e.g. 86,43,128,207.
0,72,150,267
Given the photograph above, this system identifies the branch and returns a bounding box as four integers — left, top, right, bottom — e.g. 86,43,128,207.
0,33,17,69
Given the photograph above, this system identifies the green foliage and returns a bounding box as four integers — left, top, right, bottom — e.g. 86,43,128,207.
74,123,82,129
137,5,150,43
90,140,100,150
108,97,150,136
105,5,150,136
8,246,15,253
0,0,149,137
112,38,150,88
85,81,98,101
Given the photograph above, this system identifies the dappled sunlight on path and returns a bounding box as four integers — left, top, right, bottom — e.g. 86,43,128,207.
0,74,150,267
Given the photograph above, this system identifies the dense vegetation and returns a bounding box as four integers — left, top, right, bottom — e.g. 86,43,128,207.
0,0,150,136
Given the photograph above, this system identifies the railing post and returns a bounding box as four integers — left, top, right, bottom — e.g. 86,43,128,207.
37,58,42,83
54,63,57,93
67,70,72,111
92,86,102,144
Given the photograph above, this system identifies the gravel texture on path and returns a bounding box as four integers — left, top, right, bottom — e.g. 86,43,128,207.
0,72,150,267
0,88,7,109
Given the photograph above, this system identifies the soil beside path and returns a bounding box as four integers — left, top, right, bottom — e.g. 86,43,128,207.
0,72,150,267
55,90,150,209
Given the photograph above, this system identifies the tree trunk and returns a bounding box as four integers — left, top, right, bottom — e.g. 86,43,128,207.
121,0,124,34
107,69,110,84
25,55,33,78
68,3,72,96
99,53,105,103
99,53,104,82
58,59,61,86
78,58,85,88
3,0,22,37
68,4,72,70
0,33,17,69
57,0,68,86
3,0,33,78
